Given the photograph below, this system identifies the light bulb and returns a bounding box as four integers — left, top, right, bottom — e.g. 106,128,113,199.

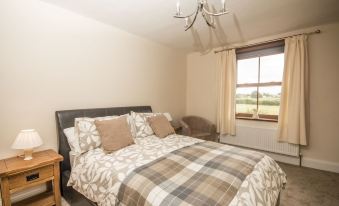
221,0,226,11
176,1,181,15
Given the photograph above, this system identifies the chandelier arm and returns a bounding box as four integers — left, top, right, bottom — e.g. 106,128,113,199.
184,9,199,31
202,7,229,16
202,11,215,28
174,11,196,19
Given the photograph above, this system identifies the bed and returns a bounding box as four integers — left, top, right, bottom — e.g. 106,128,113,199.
56,106,286,206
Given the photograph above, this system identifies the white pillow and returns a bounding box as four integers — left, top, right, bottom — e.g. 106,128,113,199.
63,127,81,154
69,151,80,169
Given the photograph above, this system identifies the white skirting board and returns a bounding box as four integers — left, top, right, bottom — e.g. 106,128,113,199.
302,157,339,173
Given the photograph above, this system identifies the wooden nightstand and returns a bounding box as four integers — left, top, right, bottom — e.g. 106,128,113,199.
0,149,63,206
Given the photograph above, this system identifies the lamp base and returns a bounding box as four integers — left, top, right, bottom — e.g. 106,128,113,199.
23,148,34,160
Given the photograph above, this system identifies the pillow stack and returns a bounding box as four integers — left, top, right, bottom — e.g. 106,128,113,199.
75,115,135,153
130,111,158,138
63,111,175,154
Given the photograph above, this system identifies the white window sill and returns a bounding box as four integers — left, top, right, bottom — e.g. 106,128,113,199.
236,119,278,129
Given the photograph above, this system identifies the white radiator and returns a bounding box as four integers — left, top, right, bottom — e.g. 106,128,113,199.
220,125,300,157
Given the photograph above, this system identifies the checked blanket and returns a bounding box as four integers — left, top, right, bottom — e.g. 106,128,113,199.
117,141,265,206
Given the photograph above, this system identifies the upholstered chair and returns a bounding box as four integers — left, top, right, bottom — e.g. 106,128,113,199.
180,116,218,142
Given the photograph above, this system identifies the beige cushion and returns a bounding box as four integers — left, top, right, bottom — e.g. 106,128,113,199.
147,115,175,138
94,116,134,153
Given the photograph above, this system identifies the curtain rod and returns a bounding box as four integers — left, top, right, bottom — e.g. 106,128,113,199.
214,29,321,54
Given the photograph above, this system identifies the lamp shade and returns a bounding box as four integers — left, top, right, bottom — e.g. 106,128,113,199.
12,129,43,149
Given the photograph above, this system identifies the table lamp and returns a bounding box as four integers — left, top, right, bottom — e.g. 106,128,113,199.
11,129,43,160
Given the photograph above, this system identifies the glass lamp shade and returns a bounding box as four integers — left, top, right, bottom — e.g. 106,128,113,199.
12,129,43,160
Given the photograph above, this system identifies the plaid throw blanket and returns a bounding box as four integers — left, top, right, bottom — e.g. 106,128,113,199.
117,141,265,206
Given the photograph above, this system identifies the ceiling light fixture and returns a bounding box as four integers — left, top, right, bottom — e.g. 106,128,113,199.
174,0,229,31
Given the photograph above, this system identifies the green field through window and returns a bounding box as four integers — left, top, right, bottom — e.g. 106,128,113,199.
236,53,283,119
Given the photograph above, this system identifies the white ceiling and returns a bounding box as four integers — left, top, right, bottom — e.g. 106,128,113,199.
43,0,339,52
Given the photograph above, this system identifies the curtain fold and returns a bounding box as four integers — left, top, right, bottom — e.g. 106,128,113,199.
277,35,308,145
216,49,236,136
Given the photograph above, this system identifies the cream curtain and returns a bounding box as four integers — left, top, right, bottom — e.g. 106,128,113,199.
216,49,236,136
277,35,308,145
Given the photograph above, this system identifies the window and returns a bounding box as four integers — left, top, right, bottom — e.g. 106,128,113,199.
236,41,284,121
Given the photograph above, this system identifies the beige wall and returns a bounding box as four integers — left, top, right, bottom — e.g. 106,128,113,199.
186,51,217,122
0,0,186,159
186,23,339,164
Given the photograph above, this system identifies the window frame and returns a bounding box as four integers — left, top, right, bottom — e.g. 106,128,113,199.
235,41,284,122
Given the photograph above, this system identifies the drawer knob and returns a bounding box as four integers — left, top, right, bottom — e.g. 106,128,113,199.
26,173,39,181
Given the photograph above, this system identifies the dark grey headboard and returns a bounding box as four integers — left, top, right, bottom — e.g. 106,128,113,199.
55,106,152,174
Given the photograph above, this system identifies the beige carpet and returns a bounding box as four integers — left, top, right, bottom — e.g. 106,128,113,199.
279,163,339,206
61,198,70,206
61,163,339,206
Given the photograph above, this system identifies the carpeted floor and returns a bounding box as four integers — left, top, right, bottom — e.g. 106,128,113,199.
62,163,339,206
61,198,69,206
279,163,339,206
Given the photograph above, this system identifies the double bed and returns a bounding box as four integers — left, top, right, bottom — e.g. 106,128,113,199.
56,106,286,206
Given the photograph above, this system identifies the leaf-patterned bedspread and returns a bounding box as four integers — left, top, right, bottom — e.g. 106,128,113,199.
68,135,286,206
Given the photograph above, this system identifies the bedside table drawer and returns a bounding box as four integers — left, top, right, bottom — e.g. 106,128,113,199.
8,165,54,190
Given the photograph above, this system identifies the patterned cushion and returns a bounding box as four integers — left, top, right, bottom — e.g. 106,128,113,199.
75,116,113,153
130,111,158,138
75,115,135,153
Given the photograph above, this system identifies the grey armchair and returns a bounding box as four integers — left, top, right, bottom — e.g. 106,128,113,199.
180,116,218,142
